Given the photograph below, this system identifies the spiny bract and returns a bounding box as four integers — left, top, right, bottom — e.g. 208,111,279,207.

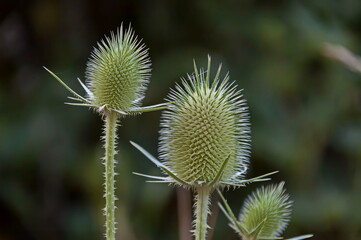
239,182,292,239
86,25,151,112
159,57,250,187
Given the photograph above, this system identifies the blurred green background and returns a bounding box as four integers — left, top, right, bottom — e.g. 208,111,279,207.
0,0,360,239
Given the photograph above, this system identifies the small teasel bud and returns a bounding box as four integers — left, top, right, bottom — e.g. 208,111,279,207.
218,183,313,240
86,24,151,112
159,57,251,188
238,182,292,239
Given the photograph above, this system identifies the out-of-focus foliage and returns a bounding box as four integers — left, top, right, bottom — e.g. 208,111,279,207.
0,0,360,240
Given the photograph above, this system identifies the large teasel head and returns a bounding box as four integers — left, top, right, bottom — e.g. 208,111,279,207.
131,56,278,191
158,56,250,188
45,25,167,115
218,182,313,240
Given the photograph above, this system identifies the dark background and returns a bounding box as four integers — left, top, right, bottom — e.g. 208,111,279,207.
0,0,360,240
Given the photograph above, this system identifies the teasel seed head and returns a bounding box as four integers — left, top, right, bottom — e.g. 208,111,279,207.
218,182,312,240
158,56,251,189
238,182,292,239
45,24,169,115
131,57,275,189
85,24,151,113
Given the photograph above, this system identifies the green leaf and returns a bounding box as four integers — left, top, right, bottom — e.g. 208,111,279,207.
113,109,127,115
77,77,94,98
67,96,85,102
217,189,248,235
130,141,191,187
257,237,283,240
210,155,231,185
64,102,97,107
285,234,313,240
224,171,278,187
44,66,89,103
130,141,167,168
132,172,169,180
127,102,170,113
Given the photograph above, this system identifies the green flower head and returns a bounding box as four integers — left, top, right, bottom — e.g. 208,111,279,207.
131,57,275,189
159,56,251,188
86,25,151,112
238,182,292,239
45,24,168,115
218,182,313,240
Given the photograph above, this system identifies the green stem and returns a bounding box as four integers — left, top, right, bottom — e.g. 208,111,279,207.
103,111,118,240
194,186,211,240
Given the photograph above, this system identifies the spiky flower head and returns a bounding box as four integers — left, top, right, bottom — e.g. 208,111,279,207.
85,25,151,112
45,25,168,115
218,183,312,240
131,57,274,188
238,182,292,239
158,56,251,188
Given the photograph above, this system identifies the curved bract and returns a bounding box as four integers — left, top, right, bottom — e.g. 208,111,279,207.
86,25,151,112
159,57,250,187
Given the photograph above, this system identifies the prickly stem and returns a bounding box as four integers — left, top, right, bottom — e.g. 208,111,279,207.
194,186,211,240
103,111,118,240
